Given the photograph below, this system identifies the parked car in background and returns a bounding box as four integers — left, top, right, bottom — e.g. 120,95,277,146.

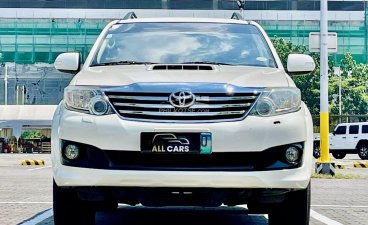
314,122,368,159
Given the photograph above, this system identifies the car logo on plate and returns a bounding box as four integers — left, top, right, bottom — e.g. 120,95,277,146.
169,90,195,108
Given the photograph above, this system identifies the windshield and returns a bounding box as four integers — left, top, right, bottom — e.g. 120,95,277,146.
92,22,276,68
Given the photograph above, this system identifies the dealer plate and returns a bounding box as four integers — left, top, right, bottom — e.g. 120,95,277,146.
140,132,212,154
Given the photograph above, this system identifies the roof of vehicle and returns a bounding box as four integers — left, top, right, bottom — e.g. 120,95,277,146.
336,122,368,126
117,17,251,25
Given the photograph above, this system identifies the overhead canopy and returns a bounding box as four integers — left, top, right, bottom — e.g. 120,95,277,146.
0,105,57,138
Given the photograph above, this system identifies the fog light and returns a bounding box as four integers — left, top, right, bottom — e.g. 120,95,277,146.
89,97,108,115
285,146,300,164
64,144,80,160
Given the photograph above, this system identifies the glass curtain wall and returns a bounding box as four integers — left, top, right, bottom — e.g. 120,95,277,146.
0,18,367,65
0,19,107,64
0,1,365,11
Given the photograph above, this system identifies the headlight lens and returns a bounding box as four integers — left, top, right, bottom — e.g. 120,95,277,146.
64,86,112,115
89,97,109,115
251,88,301,117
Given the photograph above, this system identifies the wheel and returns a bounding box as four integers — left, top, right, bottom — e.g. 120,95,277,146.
268,183,310,225
313,143,320,159
53,179,95,225
332,152,346,159
358,144,368,160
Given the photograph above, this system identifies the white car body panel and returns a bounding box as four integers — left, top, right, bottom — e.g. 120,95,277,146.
330,133,347,150
72,66,289,87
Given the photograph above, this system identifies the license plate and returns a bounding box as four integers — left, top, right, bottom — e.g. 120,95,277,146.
140,132,212,154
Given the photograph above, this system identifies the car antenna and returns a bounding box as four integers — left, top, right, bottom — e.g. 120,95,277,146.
123,12,137,20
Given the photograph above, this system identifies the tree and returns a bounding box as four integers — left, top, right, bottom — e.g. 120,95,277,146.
329,53,368,115
21,130,41,140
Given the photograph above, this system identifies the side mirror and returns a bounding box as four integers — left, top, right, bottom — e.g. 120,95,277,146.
54,52,80,74
332,131,336,136
287,54,316,75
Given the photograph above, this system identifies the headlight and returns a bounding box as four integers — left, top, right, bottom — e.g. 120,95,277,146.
63,86,112,115
251,88,301,117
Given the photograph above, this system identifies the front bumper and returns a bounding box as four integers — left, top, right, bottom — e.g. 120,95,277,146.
54,163,311,189
52,103,313,189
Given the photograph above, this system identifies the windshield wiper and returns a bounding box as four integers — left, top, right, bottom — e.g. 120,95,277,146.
90,61,156,67
181,61,234,66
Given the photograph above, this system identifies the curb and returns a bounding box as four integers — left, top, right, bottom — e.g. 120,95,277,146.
21,160,45,166
353,161,368,168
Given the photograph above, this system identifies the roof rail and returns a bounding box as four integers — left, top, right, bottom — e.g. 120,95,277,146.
123,12,137,20
231,12,244,20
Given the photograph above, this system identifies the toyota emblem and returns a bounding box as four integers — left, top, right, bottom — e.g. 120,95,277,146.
169,90,196,108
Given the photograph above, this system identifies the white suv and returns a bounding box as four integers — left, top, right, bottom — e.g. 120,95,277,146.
314,122,368,159
52,13,315,225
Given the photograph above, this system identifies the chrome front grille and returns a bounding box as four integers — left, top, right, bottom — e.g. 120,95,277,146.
104,84,261,122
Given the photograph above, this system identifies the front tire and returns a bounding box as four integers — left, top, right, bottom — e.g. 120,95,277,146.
53,180,96,225
358,144,368,160
332,152,346,159
313,142,320,159
268,183,310,225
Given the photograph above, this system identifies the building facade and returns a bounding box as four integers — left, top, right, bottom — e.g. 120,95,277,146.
0,0,367,104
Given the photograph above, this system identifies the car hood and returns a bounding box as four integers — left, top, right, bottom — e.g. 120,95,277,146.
71,65,291,87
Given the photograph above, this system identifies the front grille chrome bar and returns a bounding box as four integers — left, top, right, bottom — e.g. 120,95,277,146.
118,110,246,117
107,95,257,102
107,95,168,101
113,102,252,109
195,96,257,101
